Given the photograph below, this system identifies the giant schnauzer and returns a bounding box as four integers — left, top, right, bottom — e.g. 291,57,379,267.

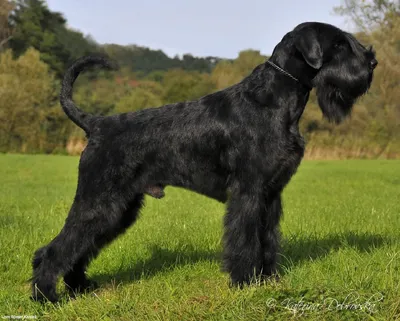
32,22,377,302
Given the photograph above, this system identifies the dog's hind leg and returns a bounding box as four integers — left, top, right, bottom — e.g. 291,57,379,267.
222,182,265,286
63,194,144,296
32,193,143,303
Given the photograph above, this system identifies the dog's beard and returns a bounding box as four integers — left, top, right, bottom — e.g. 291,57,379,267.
315,84,355,123
313,63,373,124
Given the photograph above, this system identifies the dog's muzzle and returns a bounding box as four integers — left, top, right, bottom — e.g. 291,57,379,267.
369,58,378,70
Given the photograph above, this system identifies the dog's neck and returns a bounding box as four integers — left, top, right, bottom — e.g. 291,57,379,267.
242,61,311,125
243,54,318,126
268,42,319,90
266,60,312,91
271,59,316,90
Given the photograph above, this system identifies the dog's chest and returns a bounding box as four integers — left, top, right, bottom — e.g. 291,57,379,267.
263,128,305,191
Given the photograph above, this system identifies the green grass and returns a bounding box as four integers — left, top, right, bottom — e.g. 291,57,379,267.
0,155,400,320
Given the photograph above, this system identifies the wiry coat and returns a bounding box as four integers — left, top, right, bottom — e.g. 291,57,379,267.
32,22,377,302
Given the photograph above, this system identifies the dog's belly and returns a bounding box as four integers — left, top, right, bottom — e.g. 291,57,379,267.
174,171,228,202
142,140,230,202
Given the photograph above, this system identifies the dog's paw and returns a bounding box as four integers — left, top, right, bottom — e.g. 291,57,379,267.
145,186,165,199
261,272,280,283
66,278,98,296
31,286,59,304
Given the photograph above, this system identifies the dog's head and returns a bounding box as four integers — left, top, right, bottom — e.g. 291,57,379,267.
276,22,377,123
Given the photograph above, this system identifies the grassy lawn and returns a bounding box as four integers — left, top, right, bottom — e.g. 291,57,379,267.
0,154,399,320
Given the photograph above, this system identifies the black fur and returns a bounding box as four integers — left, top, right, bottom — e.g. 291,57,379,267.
31,22,377,302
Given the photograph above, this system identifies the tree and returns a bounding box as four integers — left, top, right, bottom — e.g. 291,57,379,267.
212,50,266,90
334,0,399,30
115,87,162,113
161,69,216,104
0,48,60,152
8,0,70,77
56,27,100,65
8,0,100,78
103,44,223,75
0,0,13,51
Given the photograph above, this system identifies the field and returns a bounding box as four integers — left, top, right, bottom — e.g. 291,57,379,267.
0,154,399,320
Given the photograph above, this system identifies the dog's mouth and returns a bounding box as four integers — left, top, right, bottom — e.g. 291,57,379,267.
314,67,373,100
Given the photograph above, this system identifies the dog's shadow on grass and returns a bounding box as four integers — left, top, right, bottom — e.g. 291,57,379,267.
92,245,221,285
280,231,388,269
91,232,388,285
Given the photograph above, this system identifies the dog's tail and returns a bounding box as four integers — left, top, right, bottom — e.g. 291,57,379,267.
60,55,118,134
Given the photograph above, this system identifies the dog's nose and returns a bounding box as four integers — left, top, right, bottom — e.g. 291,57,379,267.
370,59,378,70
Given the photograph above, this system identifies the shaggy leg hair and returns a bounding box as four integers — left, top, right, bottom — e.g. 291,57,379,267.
31,21,377,302
32,194,144,302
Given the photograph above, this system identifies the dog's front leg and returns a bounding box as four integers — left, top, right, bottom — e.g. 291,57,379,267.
260,192,282,281
223,186,264,286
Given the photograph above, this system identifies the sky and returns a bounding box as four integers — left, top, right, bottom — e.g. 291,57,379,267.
46,0,352,59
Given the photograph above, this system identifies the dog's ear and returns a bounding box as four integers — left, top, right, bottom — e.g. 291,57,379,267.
295,28,323,69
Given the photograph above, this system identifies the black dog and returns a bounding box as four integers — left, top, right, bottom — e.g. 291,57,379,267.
32,22,377,302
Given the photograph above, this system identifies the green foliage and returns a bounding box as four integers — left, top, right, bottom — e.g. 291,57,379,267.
73,77,121,116
162,69,216,103
8,0,70,77
103,43,223,75
6,0,99,78
115,87,163,113
0,48,66,153
56,27,100,65
334,0,399,30
0,0,13,51
212,50,266,89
